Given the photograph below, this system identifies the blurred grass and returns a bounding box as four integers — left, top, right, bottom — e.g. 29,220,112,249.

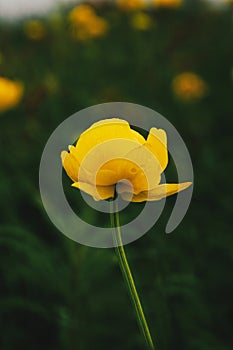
0,1,233,349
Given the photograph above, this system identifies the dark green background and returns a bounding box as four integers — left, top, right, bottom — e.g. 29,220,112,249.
0,2,233,349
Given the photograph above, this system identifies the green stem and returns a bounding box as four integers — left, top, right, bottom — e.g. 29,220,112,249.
110,199,155,350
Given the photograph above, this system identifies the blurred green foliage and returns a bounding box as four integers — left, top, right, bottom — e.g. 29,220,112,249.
0,1,233,349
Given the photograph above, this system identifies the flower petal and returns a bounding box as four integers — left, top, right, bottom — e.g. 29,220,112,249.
88,119,145,145
145,127,168,172
120,191,149,202
61,150,80,182
78,138,144,185
73,118,145,164
72,181,115,201
124,144,161,191
96,169,119,186
120,182,192,202
149,182,192,200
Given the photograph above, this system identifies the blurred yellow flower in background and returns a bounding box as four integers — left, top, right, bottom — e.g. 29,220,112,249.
61,118,191,202
24,20,46,40
130,12,153,30
116,0,147,11
153,0,182,8
69,4,95,23
69,4,108,40
0,77,24,113
172,72,207,101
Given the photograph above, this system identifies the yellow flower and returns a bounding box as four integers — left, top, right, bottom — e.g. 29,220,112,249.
131,12,153,30
153,0,182,8
116,0,147,11
0,77,24,113
61,118,191,202
172,72,207,101
69,4,108,40
24,20,46,40
69,4,95,24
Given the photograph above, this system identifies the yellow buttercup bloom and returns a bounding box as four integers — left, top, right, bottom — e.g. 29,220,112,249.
69,4,108,40
153,0,182,8
61,118,191,202
0,77,24,113
172,72,207,101
24,20,46,40
69,4,95,24
131,12,153,30
116,0,147,11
